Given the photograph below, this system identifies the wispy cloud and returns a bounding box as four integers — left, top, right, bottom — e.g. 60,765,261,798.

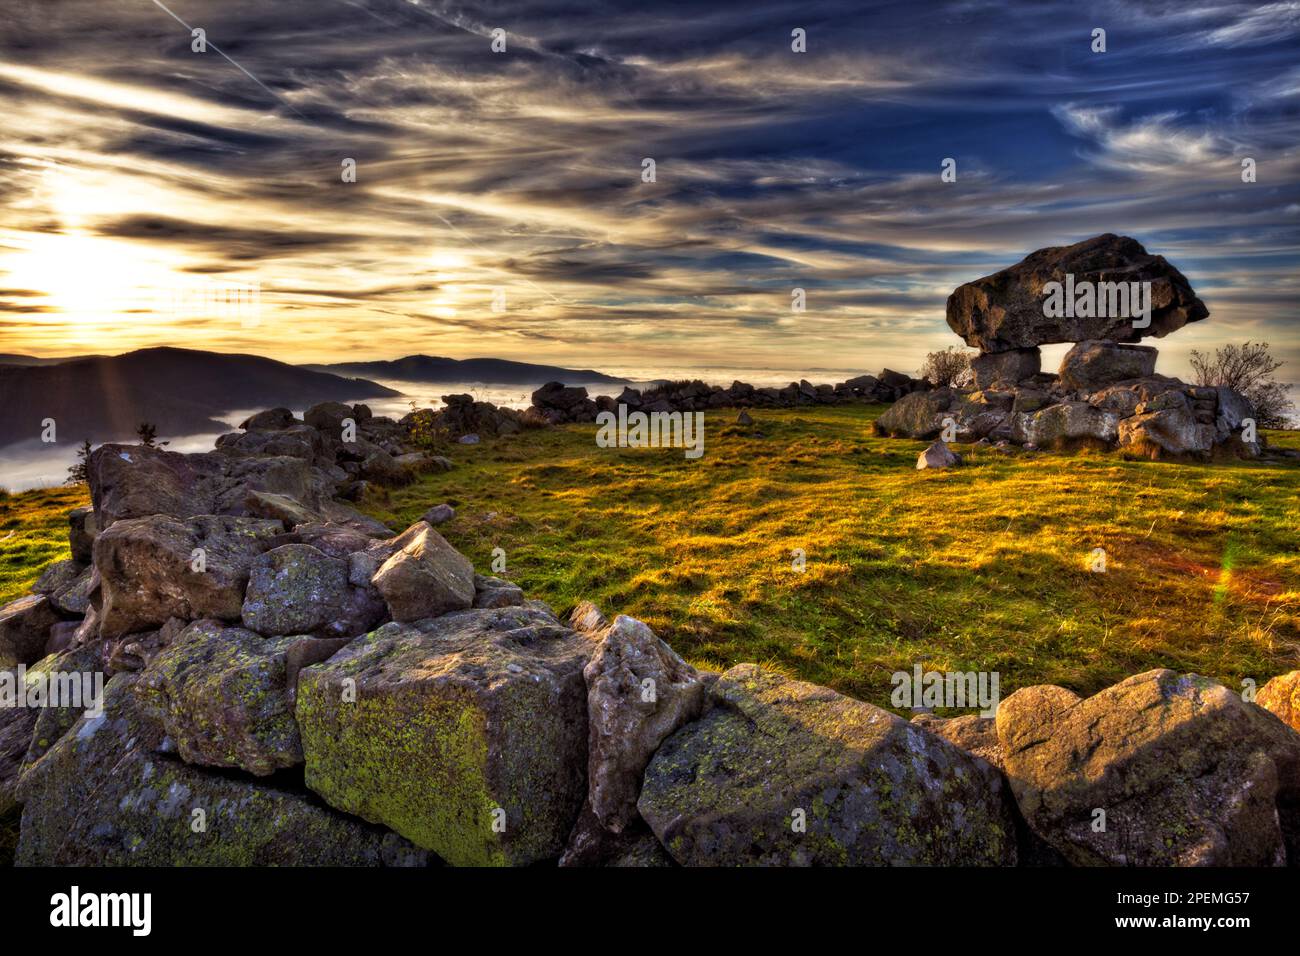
0,0,1295,377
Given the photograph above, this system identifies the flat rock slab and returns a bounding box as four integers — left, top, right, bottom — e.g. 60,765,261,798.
946,234,1207,352
637,664,1018,866
297,606,596,866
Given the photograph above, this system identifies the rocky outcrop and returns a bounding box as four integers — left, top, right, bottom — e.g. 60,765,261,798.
637,664,1019,866
875,237,1263,460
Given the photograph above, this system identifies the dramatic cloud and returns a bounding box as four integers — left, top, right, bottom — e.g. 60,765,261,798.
0,0,1296,377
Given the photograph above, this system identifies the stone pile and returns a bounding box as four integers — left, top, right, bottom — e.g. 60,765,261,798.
878,234,1268,460
4,409,1300,866
530,370,930,425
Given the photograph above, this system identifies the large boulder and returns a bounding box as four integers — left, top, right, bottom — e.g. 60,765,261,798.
946,234,1208,352
996,670,1300,866
138,620,347,776
637,664,1018,866
1011,402,1120,448
970,348,1041,389
1057,339,1158,392
1117,405,1216,459
15,675,413,866
297,606,595,866
369,522,475,622
583,615,708,833
94,514,284,640
873,388,955,439
0,595,61,668
241,543,386,639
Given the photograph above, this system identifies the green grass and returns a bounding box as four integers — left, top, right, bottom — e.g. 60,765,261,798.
2,408,1297,715
362,405,1300,710
0,485,89,606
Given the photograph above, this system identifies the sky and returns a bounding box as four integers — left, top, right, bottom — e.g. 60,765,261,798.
0,0,1297,378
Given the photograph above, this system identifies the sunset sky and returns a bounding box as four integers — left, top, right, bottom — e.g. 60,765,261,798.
1,0,1297,376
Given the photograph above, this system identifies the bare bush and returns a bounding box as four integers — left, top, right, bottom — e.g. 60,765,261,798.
920,347,973,387
1189,341,1296,429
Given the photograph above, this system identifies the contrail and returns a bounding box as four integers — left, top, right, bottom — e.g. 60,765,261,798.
148,0,305,118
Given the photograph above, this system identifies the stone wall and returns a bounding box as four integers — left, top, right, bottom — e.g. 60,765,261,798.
4,405,1300,866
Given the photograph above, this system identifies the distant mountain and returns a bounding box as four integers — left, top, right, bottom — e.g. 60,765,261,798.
0,353,103,367
306,355,627,386
0,347,398,449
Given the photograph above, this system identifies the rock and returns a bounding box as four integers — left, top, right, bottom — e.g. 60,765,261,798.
531,382,590,412
947,234,1208,351
50,566,96,616
297,606,596,866
472,574,525,609
1117,405,1216,459
970,348,1041,388
19,641,107,774
558,802,674,867
88,443,330,531
1057,339,1159,392
1011,402,1120,449
370,522,475,623
1258,671,1300,733
637,664,1018,866
917,440,962,470
241,543,386,639
240,407,296,431
32,559,84,596
583,615,708,833
16,675,405,866
736,410,754,426
569,601,609,635
428,456,454,472
873,388,955,439
1011,388,1051,414
910,713,1004,770
303,401,355,435
0,595,61,668
94,514,284,640
138,620,347,775
421,503,456,525
68,507,98,564
457,433,480,445
243,489,321,529
288,522,374,559
996,670,1300,866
